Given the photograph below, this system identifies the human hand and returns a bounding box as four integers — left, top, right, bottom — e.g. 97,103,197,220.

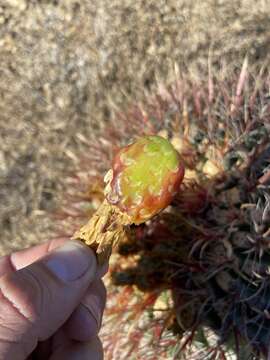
0,239,107,360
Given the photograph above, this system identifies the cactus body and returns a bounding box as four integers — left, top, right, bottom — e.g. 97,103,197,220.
57,66,270,360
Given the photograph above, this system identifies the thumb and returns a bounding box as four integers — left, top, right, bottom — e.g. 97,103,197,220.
0,240,97,360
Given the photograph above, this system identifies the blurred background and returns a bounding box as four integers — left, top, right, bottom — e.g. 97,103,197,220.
0,0,269,253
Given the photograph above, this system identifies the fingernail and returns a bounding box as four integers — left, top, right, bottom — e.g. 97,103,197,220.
45,241,96,282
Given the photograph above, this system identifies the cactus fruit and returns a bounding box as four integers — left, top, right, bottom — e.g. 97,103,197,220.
106,135,185,224
56,63,270,359
72,135,184,264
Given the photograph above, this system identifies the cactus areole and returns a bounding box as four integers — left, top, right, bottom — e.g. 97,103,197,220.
106,136,185,224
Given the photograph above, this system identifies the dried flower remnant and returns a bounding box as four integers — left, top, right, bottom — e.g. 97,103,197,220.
72,135,184,264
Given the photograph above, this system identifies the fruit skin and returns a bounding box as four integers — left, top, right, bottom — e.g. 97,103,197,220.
106,135,185,224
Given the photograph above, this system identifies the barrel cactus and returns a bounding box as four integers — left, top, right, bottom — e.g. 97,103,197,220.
55,62,270,359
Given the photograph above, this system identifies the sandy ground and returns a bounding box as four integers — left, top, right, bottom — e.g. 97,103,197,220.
0,0,270,254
